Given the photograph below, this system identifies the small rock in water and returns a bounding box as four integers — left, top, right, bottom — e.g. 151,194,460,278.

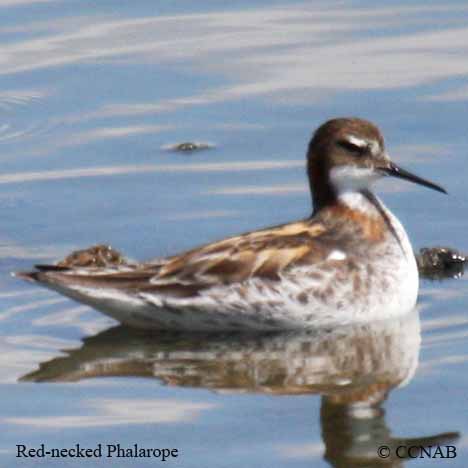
162,141,214,153
57,244,128,268
176,142,200,152
416,246,466,280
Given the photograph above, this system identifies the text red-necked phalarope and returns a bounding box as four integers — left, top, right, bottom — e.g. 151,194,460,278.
16,118,446,330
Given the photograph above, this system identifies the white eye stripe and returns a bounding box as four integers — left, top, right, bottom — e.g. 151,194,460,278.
346,135,368,148
346,135,382,155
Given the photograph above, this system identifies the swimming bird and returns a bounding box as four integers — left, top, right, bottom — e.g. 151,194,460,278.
16,118,446,330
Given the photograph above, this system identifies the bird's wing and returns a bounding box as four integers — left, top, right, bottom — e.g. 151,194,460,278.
152,219,329,283
18,220,333,298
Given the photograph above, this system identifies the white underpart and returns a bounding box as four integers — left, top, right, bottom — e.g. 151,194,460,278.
336,189,418,318
330,165,381,194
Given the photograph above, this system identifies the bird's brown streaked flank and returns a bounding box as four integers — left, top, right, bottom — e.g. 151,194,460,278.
15,118,446,330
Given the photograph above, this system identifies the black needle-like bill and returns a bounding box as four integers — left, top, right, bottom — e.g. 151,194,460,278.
380,162,447,194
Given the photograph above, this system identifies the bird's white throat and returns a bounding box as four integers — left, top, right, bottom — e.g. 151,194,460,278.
330,165,382,215
330,165,380,194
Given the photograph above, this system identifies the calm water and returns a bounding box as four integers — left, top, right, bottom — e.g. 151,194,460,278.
1,1,468,467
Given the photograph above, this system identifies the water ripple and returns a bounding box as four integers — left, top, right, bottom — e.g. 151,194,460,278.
0,160,303,184
0,122,56,143
0,89,47,110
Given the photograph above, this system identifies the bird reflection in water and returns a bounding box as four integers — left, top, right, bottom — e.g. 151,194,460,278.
21,309,458,466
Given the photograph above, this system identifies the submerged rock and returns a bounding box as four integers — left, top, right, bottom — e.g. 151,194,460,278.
416,247,466,280
56,244,129,268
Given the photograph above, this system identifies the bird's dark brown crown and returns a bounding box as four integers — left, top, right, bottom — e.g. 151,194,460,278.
306,118,385,213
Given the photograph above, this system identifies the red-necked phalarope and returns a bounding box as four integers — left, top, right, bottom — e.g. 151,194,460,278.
16,118,446,330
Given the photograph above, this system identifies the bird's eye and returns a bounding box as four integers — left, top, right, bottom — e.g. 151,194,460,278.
338,139,366,154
